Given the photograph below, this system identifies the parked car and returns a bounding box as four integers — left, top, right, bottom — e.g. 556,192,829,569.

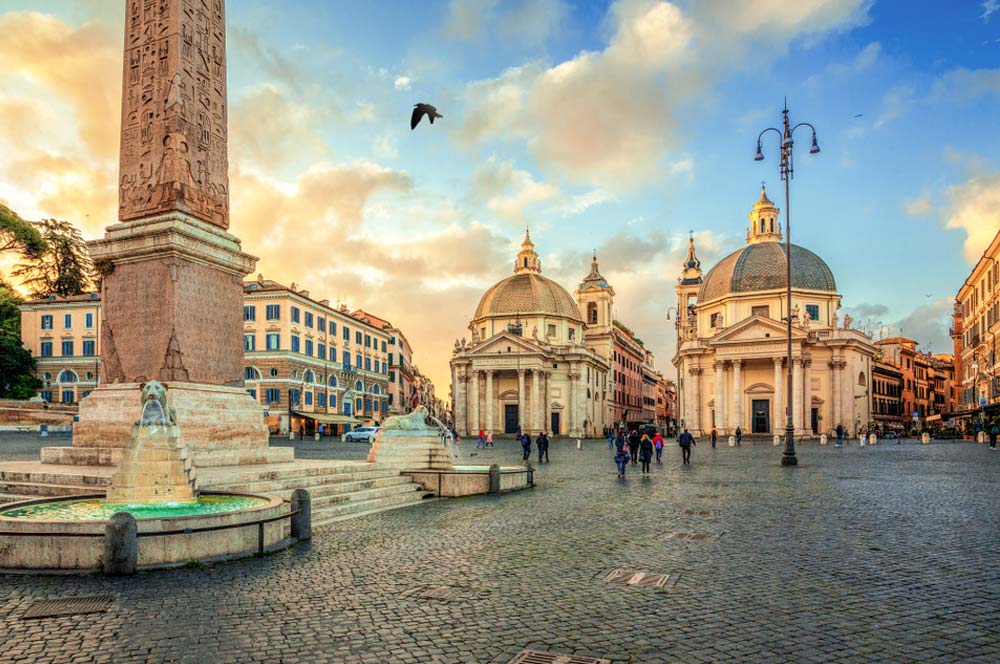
883,431,897,440
344,426,380,443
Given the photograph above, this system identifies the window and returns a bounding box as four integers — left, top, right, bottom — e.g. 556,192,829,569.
330,345,337,359
329,321,337,337
381,341,387,352
752,305,770,318
342,351,350,368
305,339,314,356
304,391,313,406
244,367,261,381
244,334,256,351
61,340,74,356
330,394,337,408
710,312,723,328
317,317,325,333
388,353,394,365
356,397,362,411
547,324,556,338
329,375,338,388
343,400,352,416
61,390,74,404
356,353,362,368
289,389,301,406
305,312,313,328
85,312,94,329
64,313,72,329
269,368,278,377
266,304,280,321
246,388,257,400
265,388,280,403
356,331,362,344
382,362,387,374
58,370,78,383
343,326,350,341
317,344,326,360
355,380,363,391
243,305,256,322
40,390,53,402
365,357,371,371
291,306,300,324
317,392,326,408
806,304,820,321
304,370,315,384
266,333,280,350
83,340,96,356
41,315,53,330
389,371,396,382
587,302,598,324
291,335,300,353
40,341,53,357
569,328,576,342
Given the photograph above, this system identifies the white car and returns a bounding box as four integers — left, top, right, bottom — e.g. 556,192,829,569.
344,426,380,443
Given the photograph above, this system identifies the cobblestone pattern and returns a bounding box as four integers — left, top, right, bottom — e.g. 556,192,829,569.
0,434,998,663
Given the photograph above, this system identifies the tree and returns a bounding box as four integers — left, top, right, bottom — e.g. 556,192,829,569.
0,203,47,259
13,218,95,299
0,328,40,399
0,277,22,336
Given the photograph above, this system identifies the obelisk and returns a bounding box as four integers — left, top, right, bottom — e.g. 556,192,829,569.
51,0,282,465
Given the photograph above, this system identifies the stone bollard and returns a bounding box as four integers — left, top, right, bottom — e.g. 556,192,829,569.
576,439,582,450
869,433,877,446
290,488,312,541
488,463,501,495
921,432,930,445
728,436,736,447
820,434,828,446
977,431,986,444
314,432,320,441
40,424,49,438
103,512,138,576
288,430,295,440
773,435,781,446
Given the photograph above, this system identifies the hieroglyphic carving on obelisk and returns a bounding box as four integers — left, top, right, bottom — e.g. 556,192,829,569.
118,0,229,229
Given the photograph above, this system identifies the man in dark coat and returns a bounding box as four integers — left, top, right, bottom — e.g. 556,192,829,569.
628,429,640,465
520,432,531,461
678,428,696,465
536,432,550,463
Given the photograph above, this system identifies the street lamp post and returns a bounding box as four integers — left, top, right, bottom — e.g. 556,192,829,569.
754,99,821,467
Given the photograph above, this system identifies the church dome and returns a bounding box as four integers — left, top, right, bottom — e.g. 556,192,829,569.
475,273,583,321
699,242,837,303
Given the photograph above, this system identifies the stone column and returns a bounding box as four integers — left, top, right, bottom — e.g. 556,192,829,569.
714,361,726,434
531,370,541,432
773,358,784,434
470,369,480,435
731,360,743,432
830,357,841,433
689,366,702,434
454,369,467,435
484,370,494,433
543,372,552,434
517,369,526,432
801,358,811,435
792,358,804,434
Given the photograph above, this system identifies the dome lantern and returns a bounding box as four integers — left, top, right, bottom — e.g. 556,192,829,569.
514,227,542,275
747,184,782,245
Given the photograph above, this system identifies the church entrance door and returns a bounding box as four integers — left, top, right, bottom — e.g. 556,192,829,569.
504,405,519,434
752,399,770,434
550,412,561,436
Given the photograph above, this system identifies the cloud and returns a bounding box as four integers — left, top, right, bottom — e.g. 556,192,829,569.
983,0,999,22
499,0,568,46
942,170,1000,263
230,85,333,172
393,76,412,91
470,156,561,223
904,194,932,216
896,300,953,353
229,26,303,91
372,131,398,160
443,0,500,40
874,84,914,128
828,41,881,75
841,303,890,321
559,189,616,215
458,0,872,190
931,67,1000,103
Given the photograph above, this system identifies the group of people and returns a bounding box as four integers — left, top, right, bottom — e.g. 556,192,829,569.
475,429,495,449
610,428,694,477
709,426,742,448
520,431,550,463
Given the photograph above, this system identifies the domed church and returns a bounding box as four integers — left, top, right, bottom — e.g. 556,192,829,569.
673,186,875,439
451,231,612,438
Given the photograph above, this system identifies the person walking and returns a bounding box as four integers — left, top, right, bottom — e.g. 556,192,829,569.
607,429,615,450
536,431,550,463
520,432,531,462
486,430,494,447
639,433,653,474
628,429,640,465
678,428,695,465
836,423,844,447
989,421,999,450
477,428,485,449
735,426,743,447
710,426,718,449
652,430,665,463
615,436,630,478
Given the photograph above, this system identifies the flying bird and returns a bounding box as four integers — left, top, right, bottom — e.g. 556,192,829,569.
853,113,863,118
411,103,443,130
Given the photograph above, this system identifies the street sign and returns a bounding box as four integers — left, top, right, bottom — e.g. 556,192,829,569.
980,398,988,407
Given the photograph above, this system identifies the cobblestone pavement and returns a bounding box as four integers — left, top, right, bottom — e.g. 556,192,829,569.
1,434,998,663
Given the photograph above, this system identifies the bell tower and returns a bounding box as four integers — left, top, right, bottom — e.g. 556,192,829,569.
747,184,782,244
576,252,614,332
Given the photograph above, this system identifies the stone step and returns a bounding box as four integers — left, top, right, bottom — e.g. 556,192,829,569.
312,490,432,526
200,466,401,491
0,481,99,498
306,482,423,509
208,472,414,496
40,445,296,467
0,469,111,488
0,493,35,504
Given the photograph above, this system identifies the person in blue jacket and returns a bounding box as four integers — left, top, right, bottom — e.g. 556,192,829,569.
520,432,532,461
678,428,696,466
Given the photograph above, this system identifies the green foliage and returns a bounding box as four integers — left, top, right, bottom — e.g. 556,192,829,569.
0,277,22,336
0,328,39,399
0,203,47,258
13,218,95,299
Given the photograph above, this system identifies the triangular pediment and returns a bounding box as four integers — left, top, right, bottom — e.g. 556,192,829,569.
465,332,547,357
712,315,808,344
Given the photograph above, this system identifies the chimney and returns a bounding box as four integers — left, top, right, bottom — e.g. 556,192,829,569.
320,299,330,306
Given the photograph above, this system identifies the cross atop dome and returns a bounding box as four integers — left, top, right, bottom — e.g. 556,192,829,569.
514,226,542,274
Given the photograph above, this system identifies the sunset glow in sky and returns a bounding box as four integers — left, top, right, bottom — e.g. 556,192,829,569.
1,0,998,391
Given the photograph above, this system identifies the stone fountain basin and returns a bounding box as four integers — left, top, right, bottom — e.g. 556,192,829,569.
0,491,286,572
403,465,532,497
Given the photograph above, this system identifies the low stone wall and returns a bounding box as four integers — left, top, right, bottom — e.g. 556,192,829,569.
404,467,532,497
0,400,77,427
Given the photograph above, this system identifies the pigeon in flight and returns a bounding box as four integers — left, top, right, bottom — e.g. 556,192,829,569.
411,103,443,130
853,113,863,118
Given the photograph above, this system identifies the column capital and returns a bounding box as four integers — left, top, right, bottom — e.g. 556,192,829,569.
714,360,726,370
731,359,743,368
773,357,784,366
689,367,703,376
517,368,526,376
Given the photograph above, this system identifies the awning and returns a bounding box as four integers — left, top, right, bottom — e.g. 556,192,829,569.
292,412,361,425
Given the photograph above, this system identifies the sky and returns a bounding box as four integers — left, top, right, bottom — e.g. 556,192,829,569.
0,0,998,394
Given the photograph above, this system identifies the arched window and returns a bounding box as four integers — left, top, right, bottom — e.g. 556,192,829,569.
244,367,262,381
303,369,315,384
587,302,598,324
858,372,867,386
769,219,774,232
761,220,766,233
58,369,78,383
373,385,381,395
329,375,338,388
523,257,528,268
355,380,363,392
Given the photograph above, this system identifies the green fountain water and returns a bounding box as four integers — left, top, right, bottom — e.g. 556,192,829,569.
1,494,267,521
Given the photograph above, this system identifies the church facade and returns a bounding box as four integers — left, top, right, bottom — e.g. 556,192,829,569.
450,232,620,438
673,187,875,438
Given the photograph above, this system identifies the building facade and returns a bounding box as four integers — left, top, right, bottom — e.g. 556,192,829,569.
872,361,904,432
451,232,611,438
19,294,103,404
672,187,876,438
